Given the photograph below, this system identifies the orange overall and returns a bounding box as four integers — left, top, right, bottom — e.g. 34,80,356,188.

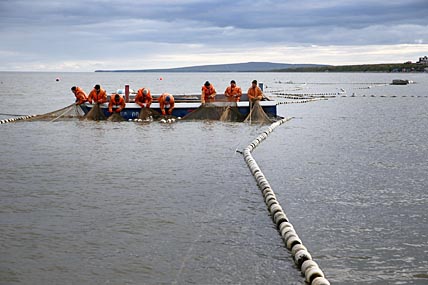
73,87,88,105
88,88,107,104
247,86,263,102
135,88,153,108
158,93,175,115
108,95,126,113
224,85,242,102
201,85,216,103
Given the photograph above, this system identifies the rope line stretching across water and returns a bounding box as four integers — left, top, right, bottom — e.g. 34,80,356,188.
0,115,36,124
241,118,330,285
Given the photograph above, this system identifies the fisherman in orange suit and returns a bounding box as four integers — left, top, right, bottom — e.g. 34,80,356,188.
135,88,153,108
158,93,175,115
224,80,242,102
71,86,88,105
108,94,126,113
87,84,107,104
247,80,264,103
201,81,216,104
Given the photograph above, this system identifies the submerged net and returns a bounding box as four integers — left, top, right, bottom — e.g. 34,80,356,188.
85,103,106,121
244,101,273,124
182,103,226,120
27,103,85,121
139,108,162,120
107,112,125,122
219,103,245,122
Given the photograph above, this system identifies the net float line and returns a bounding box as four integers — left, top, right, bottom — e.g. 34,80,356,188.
276,98,325,105
0,115,36,124
241,117,330,285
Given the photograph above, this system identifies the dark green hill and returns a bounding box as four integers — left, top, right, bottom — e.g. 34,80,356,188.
274,63,426,72
95,62,326,72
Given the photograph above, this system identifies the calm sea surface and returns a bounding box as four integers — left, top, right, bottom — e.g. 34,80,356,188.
0,72,427,284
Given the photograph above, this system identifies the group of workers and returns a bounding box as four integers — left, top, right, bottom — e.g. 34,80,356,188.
201,79,263,104
70,79,263,116
71,85,174,115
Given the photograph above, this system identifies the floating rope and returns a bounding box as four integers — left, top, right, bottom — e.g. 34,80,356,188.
0,115,36,124
241,118,330,285
276,98,325,105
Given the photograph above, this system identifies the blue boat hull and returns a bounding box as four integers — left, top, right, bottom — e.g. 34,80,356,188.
80,102,278,120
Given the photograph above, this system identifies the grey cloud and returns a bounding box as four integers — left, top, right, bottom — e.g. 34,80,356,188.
1,0,427,71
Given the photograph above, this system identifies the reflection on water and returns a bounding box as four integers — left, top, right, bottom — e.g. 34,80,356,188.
1,72,428,284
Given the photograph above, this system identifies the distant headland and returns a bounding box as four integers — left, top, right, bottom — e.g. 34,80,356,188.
95,62,326,73
95,57,428,73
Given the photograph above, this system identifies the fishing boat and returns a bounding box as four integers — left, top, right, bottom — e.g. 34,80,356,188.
78,87,279,120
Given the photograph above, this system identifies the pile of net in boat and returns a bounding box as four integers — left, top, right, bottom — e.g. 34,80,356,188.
107,112,124,122
183,102,245,122
183,101,273,124
85,103,106,121
139,107,162,120
27,103,85,122
243,101,274,124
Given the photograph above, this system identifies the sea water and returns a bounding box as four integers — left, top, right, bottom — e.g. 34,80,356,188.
0,72,427,284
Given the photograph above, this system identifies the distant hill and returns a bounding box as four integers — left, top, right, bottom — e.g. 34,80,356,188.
94,62,327,72
273,63,427,73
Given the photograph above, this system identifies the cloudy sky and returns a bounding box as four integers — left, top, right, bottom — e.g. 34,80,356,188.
0,0,427,71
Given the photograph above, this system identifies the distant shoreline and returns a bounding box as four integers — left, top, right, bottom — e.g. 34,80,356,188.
95,62,427,73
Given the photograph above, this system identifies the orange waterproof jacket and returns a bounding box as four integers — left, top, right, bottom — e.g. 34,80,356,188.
224,86,242,102
73,87,88,105
158,93,175,115
88,88,107,104
201,85,216,103
247,86,263,102
135,88,153,108
108,94,126,113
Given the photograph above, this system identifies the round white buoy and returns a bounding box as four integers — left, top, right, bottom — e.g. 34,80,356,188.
305,266,324,284
264,192,276,201
279,222,296,237
134,119,138,122
312,277,330,285
269,204,282,215
274,212,288,226
283,230,298,244
279,222,294,235
267,198,278,208
137,119,143,122
160,119,166,123
177,117,182,120
291,244,307,257
301,260,319,275
294,249,311,268
287,235,302,250
128,119,132,121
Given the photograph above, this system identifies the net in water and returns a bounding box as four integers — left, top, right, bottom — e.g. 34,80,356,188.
182,102,226,120
219,103,245,122
85,103,106,121
243,101,274,124
28,103,84,121
107,112,125,122
139,108,162,120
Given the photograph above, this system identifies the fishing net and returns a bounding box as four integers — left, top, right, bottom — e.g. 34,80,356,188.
27,103,85,121
107,112,125,122
183,102,230,121
244,101,274,124
139,108,162,120
219,102,245,122
85,103,106,121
